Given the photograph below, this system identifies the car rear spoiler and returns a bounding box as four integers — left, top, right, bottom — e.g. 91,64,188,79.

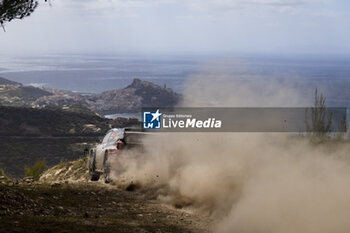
123,127,155,145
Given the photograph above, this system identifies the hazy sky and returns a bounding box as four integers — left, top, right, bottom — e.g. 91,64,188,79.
0,0,349,56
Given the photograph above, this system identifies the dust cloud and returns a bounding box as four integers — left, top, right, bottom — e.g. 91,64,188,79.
110,59,350,233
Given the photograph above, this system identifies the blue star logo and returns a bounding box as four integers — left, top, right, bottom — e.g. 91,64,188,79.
143,109,162,129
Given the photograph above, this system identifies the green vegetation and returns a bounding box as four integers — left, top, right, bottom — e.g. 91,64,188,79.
5,86,52,101
0,106,109,136
0,137,97,177
45,103,98,116
24,159,46,181
0,85,53,107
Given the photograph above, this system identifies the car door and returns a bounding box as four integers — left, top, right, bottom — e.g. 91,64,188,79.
95,131,112,170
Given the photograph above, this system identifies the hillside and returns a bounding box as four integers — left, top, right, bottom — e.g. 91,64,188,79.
0,77,21,86
0,105,110,177
0,137,95,177
0,106,109,136
5,86,52,101
0,84,52,107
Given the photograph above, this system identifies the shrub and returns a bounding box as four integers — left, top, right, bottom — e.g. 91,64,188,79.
335,114,348,141
305,88,332,140
24,159,46,181
0,168,6,177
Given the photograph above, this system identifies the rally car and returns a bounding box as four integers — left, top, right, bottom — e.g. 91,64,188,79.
88,128,143,183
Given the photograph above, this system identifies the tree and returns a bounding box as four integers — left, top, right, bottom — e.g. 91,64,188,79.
0,0,46,31
305,88,333,140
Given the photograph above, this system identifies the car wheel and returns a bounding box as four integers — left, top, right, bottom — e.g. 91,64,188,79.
89,150,100,181
103,151,112,184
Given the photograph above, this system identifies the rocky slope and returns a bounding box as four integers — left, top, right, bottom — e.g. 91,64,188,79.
39,157,90,183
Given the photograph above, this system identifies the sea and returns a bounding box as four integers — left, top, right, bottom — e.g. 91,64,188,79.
1,53,350,112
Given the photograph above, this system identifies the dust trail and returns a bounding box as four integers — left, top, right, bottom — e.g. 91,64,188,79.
110,59,350,233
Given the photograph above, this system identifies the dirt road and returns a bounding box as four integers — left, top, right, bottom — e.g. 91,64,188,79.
0,181,212,233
